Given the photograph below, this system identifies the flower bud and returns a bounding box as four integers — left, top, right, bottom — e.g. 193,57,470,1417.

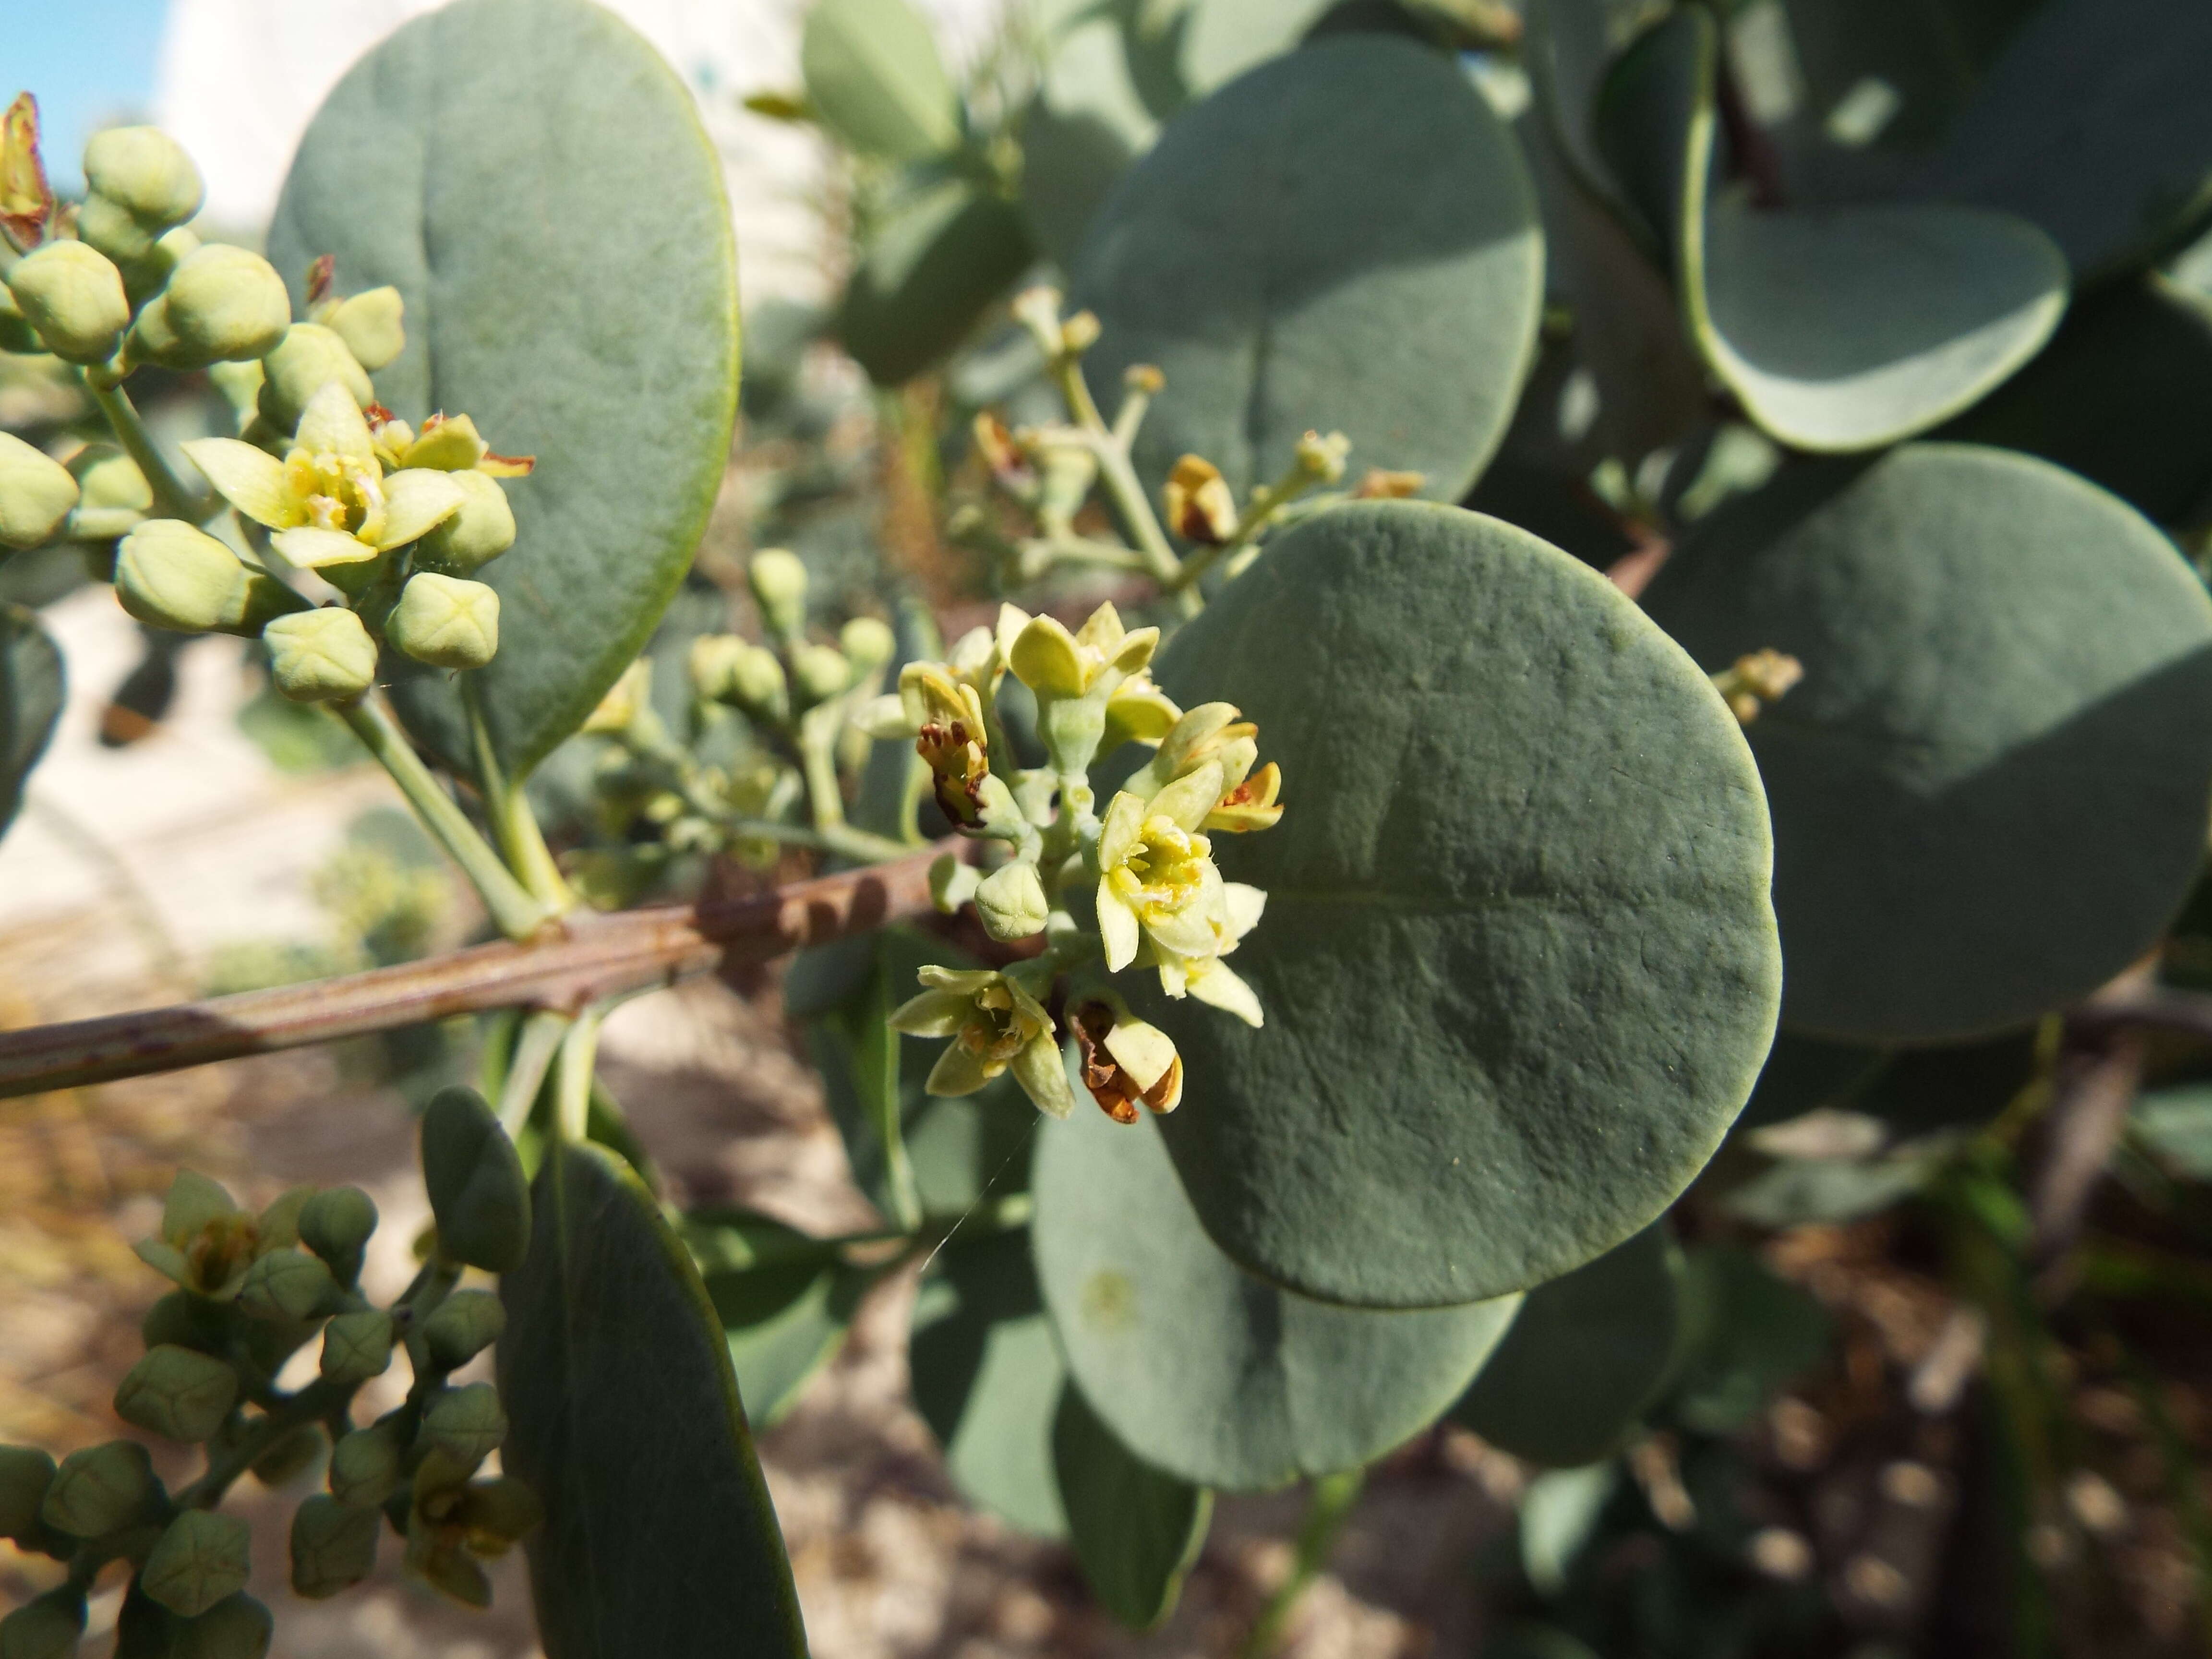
141,1509,251,1617
1294,428,1351,484
160,245,290,367
747,547,808,639
420,1289,505,1372
288,1494,379,1599
387,572,499,669
1163,453,1238,545
114,1346,238,1443
75,190,158,267
116,520,305,637
413,469,515,573
726,643,788,720
297,1185,376,1283
235,1247,334,1322
420,1383,506,1468
318,1310,395,1386
64,443,150,541
256,323,372,436
328,1420,405,1508
420,1086,531,1273
83,127,203,227
172,1593,272,1659
687,633,745,701
5,240,129,365
791,642,851,708
248,1424,325,1489
974,860,1049,941
840,615,895,675
0,1446,57,1543
42,1439,155,1536
0,432,78,551
581,658,650,735
262,607,377,703
0,1590,84,1659
929,853,979,913
324,286,404,373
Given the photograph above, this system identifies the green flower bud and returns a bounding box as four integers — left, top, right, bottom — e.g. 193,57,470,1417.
419,1289,505,1372
0,1446,57,1542
297,1186,376,1284
65,442,151,541
159,246,290,367
420,1086,531,1273
726,643,788,719
327,1421,404,1508
791,643,851,708
235,1247,334,1322
928,853,979,914
248,1424,325,1490
0,1590,84,1659
451,1475,542,1545
420,1383,506,1468
974,860,1050,941
747,547,808,639
262,607,377,703
75,191,158,268
0,285,41,355
139,1291,222,1354
288,1494,379,1599
840,615,895,674
687,633,746,701
324,286,404,373
5,240,129,364
140,1509,251,1618
318,1310,395,1387
256,323,372,436
0,431,78,551
114,1346,238,1443
116,520,305,638
413,469,515,573
83,127,204,227
41,1439,155,1537
386,572,499,669
172,1593,271,1659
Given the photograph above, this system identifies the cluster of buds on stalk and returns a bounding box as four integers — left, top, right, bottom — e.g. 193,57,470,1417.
0,100,530,707
860,601,1283,1124
0,1087,538,1659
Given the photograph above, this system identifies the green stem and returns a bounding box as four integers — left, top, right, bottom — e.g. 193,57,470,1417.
725,816,912,865
498,1009,570,1139
176,1380,350,1511
1024,536,1147,574
336,697,553,942
1047,351,1189,604
553,1006,605,1143
1239,1468,1367,1659
81,371,207,523
798,709,849,832
1167,459,1319,595
465,677,577,914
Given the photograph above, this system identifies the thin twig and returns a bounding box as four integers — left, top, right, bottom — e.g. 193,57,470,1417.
0,844,952,1099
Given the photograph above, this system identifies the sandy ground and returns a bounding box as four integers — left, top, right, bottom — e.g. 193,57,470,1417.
0,590,1515,1657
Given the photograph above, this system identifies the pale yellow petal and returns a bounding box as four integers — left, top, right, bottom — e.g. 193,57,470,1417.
1188,960,1264,1027
1011,1032,1075,1119
294,380,376,464
925,1042,992,1097
269,525,380,569
1097,790,1147,872
1009,613,1086,697
1150,762,1225,832
181,438,301,529
887,988,974,1038
1097,884,1141,972
374,469,466,549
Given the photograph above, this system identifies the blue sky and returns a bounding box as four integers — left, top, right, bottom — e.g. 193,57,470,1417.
7,0,170,193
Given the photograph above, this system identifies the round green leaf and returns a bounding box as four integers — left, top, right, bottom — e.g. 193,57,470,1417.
1145,501,1779,1306
1599,9,2065,454
837,180,1036,387
1033,1103,1522,1491
1936,275,2212,526
267,0,740,776
1908,0,2212,280
1074,37,1542,505
1449,1224,1679,1468
0,603,62,842
909,1230,1068,1539
1052,1388,1210,1632
498,1140,806,1659
801,0,962,163
1642,444,2212,1042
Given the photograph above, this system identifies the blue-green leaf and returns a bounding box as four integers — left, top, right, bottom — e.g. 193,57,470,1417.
0,603,62,840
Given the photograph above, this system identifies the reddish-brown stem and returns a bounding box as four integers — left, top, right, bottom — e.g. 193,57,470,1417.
0,846,949,1099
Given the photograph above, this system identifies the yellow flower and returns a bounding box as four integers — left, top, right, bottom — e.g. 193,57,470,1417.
367,407,535,477
1005,601,1158,700
1128,701,1284,833
1149,879,1267,1027
888,966,1074,1118
1095,765,1228,974
181,382,465,571
1100,672,1182,753
1070,1001,1183,1122
1206,760,1283,833
902,664,995,829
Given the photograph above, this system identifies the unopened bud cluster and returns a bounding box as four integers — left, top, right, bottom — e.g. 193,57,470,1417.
0,1087,539,1657
0,109,531,705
